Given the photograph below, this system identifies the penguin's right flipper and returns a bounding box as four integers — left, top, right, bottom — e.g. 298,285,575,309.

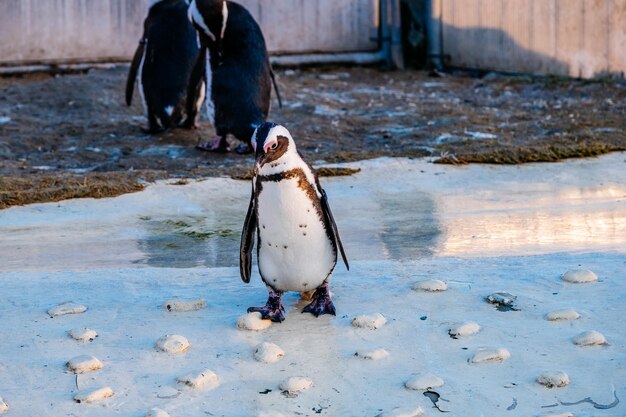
182,41,208,128
126,39,146,107
320,189,349,271
240,185,257,283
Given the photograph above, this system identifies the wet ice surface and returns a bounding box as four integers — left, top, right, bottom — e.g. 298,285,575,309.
1,154,626,416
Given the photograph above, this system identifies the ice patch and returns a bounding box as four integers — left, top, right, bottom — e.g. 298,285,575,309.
352,313,387,329
256,411,287,417
562,269,598,283
156,387,180,399
254,342,285,363
448,321,480,338
68,327,97,342
378,406,424,417
355,348,389,360
539,413,574,417
177,369,219,389
470,347,511,363
74,387,114,403
146,408,170,417
0,116,11,125
464,130,498,139
156,335,190,353
280,377,313,394
572,330,607,346
545,309,580,321
237,312,272,331
163,298,206,312
66,355,103,374
48,302,87,317
404,373,444,390
536,371,570,388
0,397,7,414
412,279,447,292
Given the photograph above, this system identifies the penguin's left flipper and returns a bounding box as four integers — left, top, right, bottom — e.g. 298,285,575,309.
240,185,257,283
126,39,146,107
320,188,349,271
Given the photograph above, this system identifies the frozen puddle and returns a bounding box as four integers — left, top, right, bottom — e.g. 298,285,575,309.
1,154,626,416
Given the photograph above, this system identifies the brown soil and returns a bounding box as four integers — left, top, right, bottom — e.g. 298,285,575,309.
0,66,624,209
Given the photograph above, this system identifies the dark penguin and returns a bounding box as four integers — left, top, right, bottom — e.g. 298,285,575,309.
240,122,349,322
126,0,201,133
186,0,281,153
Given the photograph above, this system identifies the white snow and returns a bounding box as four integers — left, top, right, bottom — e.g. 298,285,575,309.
545,309,581,321
352,313,387,329
355,348,390,360
279,377,313,394
48,302,87,317
2,154,626,416
66,355,103,374
176,369,219,389
572,330,607,346
537,371,570,388
155,335,190,353
68,327,97,341
562,269,598,283
448,321,481,337
412,279,447,292
469,347,511,363
163,298,206,312
237,312,272,331
254,342,285,363
146,408,170,417
404,373,444,390
0,398,7,414
379,406,424,417
73,387,114,403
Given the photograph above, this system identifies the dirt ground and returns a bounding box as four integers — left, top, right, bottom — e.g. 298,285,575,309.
1,65,625,208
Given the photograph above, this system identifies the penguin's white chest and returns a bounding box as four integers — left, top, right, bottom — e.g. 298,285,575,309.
257,178,336,292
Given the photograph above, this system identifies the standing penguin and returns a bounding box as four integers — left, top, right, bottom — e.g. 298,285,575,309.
126,0,202,133
240,123,349,322
185,0,281,153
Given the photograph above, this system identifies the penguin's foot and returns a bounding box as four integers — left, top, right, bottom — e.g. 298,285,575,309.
178,117,197,129
141,125,165,134
302,282,336,317
196,136,229,152
234,143,252,154
247,290,285,322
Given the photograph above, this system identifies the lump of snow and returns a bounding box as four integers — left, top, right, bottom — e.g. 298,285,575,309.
156,335,190,353
562,269,597,283
48,302,87,317
537,371,570,388
254,342,285,363
0,397,8,414
0,117,10,126
464,130,497,139
545,309,581,321
68,327,97,342
572,330,607,346
146,408,170,417
156,387,180,399
279,377,313,394
237,312,272,331
355,348,390,360
74,387,114,403
379,406,424,417
352,313,387,329
177,369,219,389
486,292,516,306
163,298,206,312
470,347,511,363
404,373,444,390
412,279,447,292
539,413,574,417
448,321,480,338
256,411,287,417
66,355,103,374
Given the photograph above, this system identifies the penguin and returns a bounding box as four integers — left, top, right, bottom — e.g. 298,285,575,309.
126,0,202,133
185,0,282,154
240,122,349,322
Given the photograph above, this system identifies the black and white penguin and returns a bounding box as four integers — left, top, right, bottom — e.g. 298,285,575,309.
185,0,281,153
126,0,202,133
240,122,349,322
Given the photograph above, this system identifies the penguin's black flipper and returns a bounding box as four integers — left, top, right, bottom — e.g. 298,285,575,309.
182,41,207,128
270,68,283,109
240,185,257,283
126,39,146,107
320,189,349,271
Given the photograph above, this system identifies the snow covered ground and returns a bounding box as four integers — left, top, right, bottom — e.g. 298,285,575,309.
1,154,625,417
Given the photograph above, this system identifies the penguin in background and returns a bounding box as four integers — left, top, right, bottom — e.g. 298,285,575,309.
126,0,202,133
240,123,349,322
185,0,282,154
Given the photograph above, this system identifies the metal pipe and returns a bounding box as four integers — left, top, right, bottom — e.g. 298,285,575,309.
389,0,405,69
270,51,387,67
426,0,443,70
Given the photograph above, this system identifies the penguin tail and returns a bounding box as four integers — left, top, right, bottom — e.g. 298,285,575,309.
270,68,283,109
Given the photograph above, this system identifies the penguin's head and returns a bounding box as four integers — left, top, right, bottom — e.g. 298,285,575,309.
190,0,228,42
251,122,297,168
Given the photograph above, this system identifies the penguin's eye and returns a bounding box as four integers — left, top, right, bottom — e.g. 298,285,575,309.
270,142,278,150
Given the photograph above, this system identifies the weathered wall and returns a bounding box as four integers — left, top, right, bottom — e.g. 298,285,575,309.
0,0,379,66
440,0,626,78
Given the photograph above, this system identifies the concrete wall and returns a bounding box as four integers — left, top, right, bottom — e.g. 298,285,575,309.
0,0,379,66
439,0,626,78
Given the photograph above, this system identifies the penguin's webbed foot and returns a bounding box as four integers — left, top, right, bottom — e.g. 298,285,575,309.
247,290,285,322
302,282,336,317
178,117,197,129
196,136,229,153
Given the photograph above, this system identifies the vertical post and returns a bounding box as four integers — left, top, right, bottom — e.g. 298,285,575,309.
380,0,392,68
426,0,443,70
390,0,405,69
